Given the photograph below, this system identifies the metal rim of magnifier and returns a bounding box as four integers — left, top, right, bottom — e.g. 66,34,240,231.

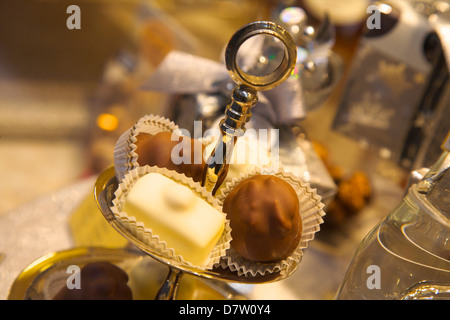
225,21,297,91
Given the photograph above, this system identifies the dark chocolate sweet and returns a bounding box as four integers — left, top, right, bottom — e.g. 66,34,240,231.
53,261,132,300
223,175,302,262
134,131,206,183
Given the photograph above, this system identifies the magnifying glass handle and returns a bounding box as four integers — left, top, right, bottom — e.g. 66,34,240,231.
202,84,258,194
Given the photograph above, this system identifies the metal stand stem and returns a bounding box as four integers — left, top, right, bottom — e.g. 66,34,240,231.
155,267,184,300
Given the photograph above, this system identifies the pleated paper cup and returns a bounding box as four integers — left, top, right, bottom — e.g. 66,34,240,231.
110,165,232,270
113,114,179,182
216,167,326,277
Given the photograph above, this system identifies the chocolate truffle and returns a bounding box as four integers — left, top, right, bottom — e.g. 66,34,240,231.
134,131,206,183
223,175,301,262
53,261,132,300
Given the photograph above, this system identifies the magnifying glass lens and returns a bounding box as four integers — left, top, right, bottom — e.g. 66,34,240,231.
236,34,286,77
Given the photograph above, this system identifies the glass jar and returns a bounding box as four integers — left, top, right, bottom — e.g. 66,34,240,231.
336,134,450,300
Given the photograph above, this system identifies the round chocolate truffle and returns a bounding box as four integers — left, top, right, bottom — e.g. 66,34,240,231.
223,175,302,262
53,262,132,300
134,131,206,183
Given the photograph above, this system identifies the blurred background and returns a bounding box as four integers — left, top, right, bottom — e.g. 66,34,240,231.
0,0,448,299
0,0,373,216
0,0,271,215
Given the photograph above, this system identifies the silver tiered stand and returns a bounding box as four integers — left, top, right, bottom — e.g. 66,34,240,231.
94,21,298,300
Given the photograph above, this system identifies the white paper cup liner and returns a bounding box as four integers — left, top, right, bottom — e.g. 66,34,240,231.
216,167,326,277
114,114,179,182
110,165,231,270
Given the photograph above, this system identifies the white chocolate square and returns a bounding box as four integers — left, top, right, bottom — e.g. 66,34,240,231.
123,173,224,266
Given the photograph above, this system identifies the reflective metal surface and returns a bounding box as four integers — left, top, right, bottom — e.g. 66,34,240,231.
225,21,297,91
203,21,297,194
7,247,246,300
8,247,138,300
399,281,450,300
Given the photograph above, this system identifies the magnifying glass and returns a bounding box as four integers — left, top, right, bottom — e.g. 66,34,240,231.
203,21,297,194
